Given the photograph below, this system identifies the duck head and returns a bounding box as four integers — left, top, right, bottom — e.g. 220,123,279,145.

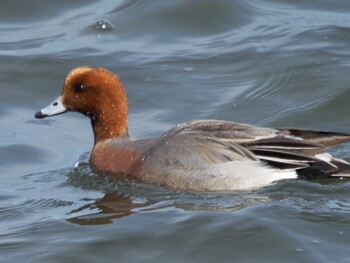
35,67,129,143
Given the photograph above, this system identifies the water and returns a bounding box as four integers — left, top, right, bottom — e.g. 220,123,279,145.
1,0,350,262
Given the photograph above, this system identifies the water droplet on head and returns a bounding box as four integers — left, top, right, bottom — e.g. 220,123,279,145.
94,19,113,31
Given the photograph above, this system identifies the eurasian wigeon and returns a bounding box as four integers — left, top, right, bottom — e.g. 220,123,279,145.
35,66,350,191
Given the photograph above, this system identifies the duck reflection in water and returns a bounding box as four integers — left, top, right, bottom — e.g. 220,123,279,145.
66,192,137,225
65,163,268,225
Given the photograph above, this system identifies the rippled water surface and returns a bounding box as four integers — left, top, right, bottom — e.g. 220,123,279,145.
1,1,350,262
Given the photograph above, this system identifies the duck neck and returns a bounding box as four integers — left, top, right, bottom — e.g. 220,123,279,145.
90,99,129,144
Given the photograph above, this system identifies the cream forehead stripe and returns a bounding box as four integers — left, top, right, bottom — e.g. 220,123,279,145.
64,66,92,85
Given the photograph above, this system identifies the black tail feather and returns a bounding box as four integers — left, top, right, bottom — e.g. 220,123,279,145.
297,158,350,179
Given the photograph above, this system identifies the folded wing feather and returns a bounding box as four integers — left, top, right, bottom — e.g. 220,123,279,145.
152,120,350,177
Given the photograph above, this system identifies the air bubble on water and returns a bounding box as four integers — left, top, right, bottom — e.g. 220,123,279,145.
323,36,329,40
94,19,113,31
295,248,304,253
184,67,193,72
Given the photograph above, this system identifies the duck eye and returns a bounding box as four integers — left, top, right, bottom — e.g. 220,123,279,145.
74,84,85,93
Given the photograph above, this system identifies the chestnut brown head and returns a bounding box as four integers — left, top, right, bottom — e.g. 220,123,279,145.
35,67,129,142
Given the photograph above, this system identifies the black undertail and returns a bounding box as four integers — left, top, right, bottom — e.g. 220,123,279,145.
296,162,336,179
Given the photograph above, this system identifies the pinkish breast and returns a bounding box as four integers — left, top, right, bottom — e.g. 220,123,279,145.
90,143,144,179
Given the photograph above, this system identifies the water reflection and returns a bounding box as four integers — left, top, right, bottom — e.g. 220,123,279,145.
66,190,270,225
67,193,137,225
65,163,271,225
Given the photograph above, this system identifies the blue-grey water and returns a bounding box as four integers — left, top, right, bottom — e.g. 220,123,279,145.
1,1,350,262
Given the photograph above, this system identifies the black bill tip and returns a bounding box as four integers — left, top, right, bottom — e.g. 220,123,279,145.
35,111,47,119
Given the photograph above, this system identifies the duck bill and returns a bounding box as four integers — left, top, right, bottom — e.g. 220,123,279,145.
35,96,67,119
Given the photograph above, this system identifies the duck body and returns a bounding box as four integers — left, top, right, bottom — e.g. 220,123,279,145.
35,67,350,191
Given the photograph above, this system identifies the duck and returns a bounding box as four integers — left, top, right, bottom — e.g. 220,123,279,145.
35,66,350,191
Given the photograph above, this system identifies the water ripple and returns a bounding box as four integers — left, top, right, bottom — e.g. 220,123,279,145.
2,0,350,262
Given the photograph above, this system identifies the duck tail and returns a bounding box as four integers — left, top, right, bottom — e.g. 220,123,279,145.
297,153,350,179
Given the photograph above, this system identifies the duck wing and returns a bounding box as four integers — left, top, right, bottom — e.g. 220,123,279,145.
143,132,258,170
159,120,350,176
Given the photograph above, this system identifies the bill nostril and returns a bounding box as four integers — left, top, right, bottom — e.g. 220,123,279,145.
53,102,58,106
